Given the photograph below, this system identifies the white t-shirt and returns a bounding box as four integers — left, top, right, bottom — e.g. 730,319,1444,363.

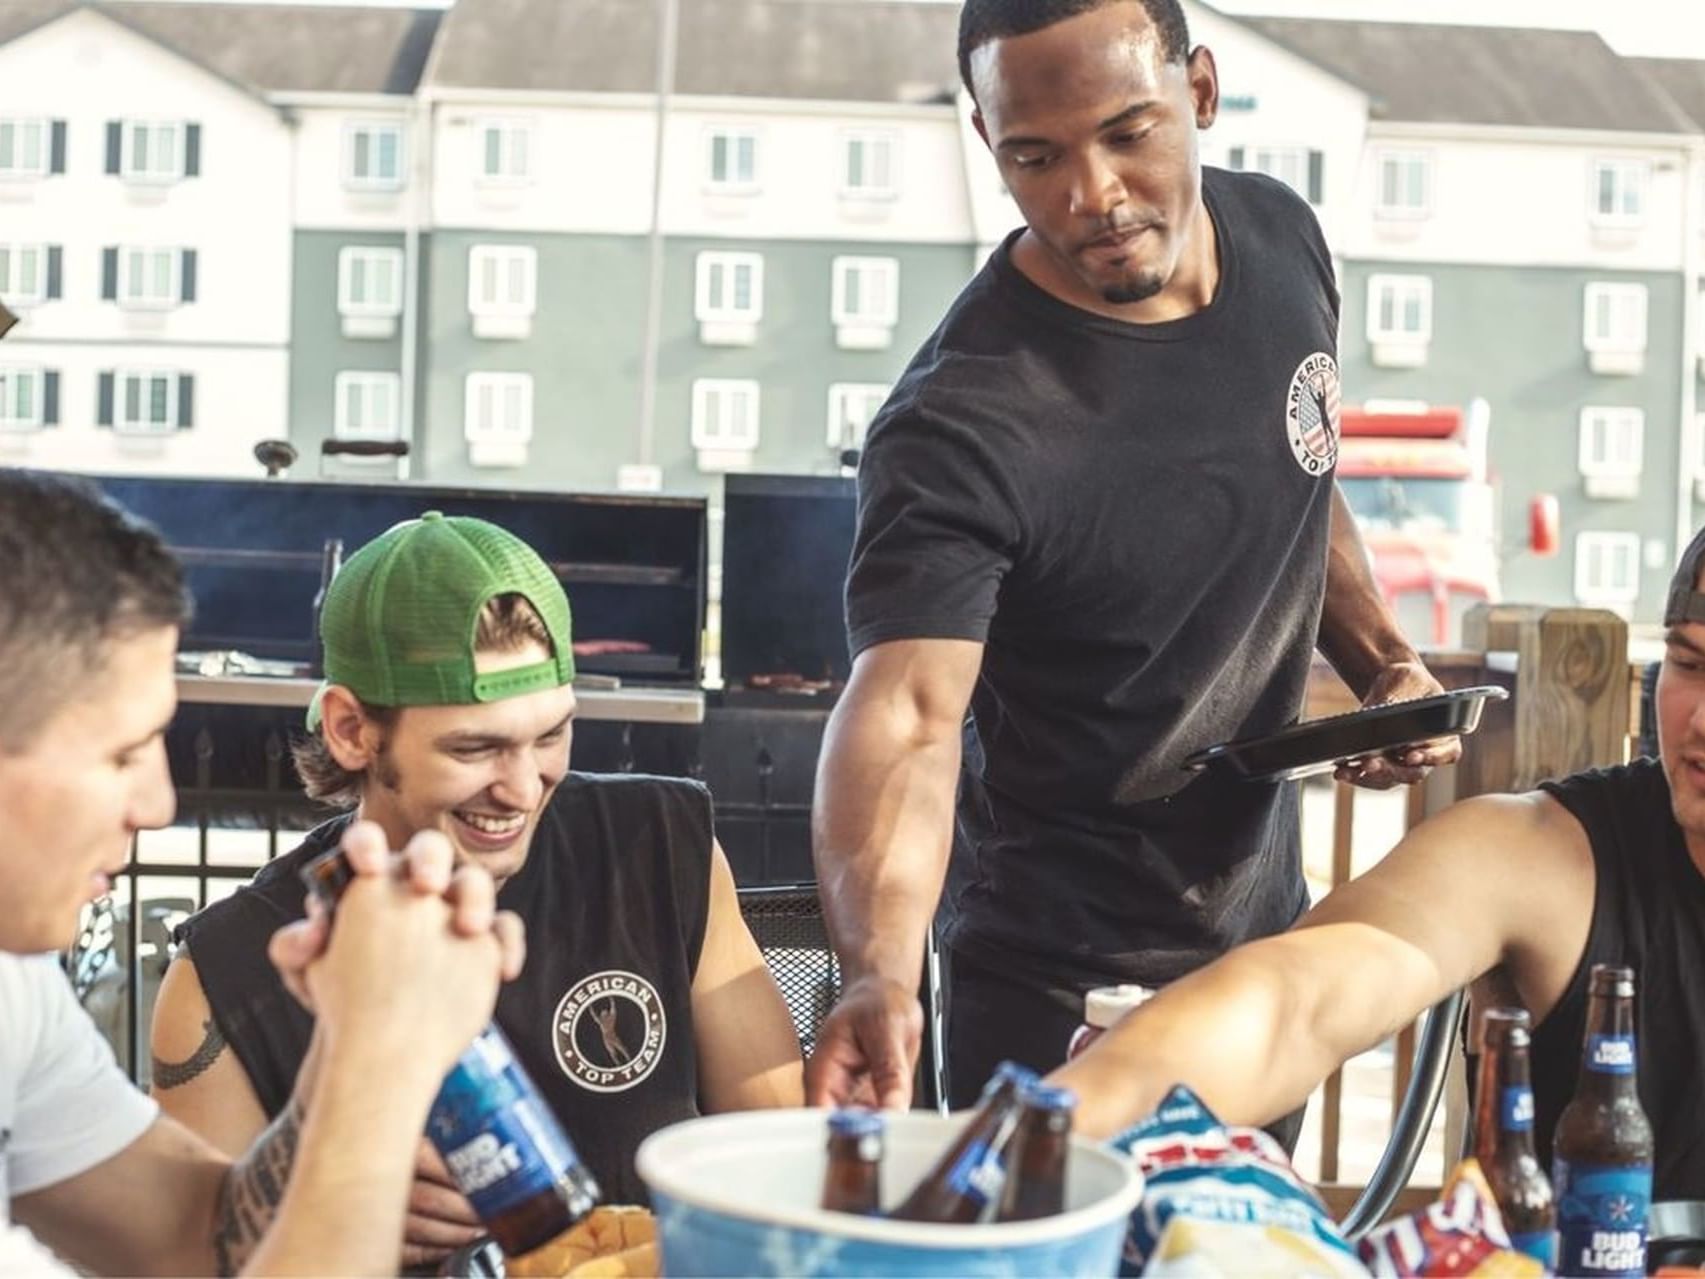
0,952,158,1272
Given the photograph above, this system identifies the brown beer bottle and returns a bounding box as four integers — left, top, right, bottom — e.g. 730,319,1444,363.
1552,964,1654,1279
995,1081,1074,1222
1472,1008,1555,1268
301,849,599,1257
821,1109,884,1214
889,1061,1037,1223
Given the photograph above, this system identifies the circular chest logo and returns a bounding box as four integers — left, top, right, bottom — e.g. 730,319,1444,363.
553,969,667,1093
1285,351,1341,476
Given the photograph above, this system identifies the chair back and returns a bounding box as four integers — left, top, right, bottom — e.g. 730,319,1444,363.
736,883,841,1056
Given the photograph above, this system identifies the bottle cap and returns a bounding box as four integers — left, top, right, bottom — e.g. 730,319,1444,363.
827,1108,885,1139
1018,1081,1077,1113
300,848,354,908
989,1061,1041,1092
1084,984,1155,1029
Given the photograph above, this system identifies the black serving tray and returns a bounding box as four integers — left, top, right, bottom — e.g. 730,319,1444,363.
1182,686,1508,783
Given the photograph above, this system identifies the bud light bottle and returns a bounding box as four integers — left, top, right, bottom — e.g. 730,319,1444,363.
303,849,600,1257
1552,964,1653,1278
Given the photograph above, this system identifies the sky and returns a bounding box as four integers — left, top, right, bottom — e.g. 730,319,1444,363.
108,0,1705,60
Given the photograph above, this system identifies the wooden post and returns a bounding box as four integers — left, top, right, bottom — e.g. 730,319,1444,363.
1509,609,1630,787
1319,780,1357,1184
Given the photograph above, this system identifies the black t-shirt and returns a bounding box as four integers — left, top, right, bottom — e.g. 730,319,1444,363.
174,772,714,1205
1528,759,1705,1198
847,167,1340,991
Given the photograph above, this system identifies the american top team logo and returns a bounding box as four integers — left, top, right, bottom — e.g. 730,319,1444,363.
1285,351,1341,476
553,970,667,1093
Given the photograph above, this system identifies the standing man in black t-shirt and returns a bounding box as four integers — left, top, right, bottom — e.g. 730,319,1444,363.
1051,526,1705,1209
806,0,1460,1118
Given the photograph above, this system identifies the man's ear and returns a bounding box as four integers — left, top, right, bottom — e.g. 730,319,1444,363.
1187,45,1219,129
971,105,991,152
319,685,378,769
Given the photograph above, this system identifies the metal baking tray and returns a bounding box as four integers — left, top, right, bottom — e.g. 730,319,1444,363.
1182,686,1508,783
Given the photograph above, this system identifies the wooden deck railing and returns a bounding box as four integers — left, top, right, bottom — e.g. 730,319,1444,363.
1306,604,1646,1221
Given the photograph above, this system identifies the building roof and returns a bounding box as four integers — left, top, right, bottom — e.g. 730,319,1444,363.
1241,16,1695,134
425,0,959,104
0,0,443,95
1628,57,1705,133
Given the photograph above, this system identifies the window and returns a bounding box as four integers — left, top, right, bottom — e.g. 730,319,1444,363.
337,246,403,337
464,372,533,442
691,379,760,451
694,252,763,344
111,370,182,434
117,247,185,309
706,128,758,191
831,256,899,349
1577,407,1643,498
1366,275,1432,345
122,121,184,182
0,244,47,306
1573,531,1641,606
478,120,531,183
1583,282,1647,374
827,382,890,450
345,122,404,190
0,368,46,430
0,118,52,178
1375,149,1430,218
1591,158,1646,224
841,131,896,198
334,372,401,440
1230,145,1321,204
467,246,536,339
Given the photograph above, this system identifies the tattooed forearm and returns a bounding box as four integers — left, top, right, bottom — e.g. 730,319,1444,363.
212,1096,303,1276
152,1017,227,1090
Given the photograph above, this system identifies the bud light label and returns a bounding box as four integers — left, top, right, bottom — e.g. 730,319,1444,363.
946,1139,1007,1207
1500,1085,1534,1132
1508,1229,1557,1270
431,1028,589,1220
1586,1034,1635,1074
1553,1159,1651,1277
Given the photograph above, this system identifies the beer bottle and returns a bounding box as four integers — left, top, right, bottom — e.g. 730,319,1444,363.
821,1109,884,1215
1472,1008,1555,1267
996,1081,1075,1222
889,1060,1037,1223
302,849,600,1257
1552,964,1654,1279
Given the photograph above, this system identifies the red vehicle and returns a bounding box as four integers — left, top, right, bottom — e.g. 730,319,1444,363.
1337,400,1502,648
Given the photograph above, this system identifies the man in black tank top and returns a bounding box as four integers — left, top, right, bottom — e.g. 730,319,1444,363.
1050,523,1705,1204
148,514,803,1269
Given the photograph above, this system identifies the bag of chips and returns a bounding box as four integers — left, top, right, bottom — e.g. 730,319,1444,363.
1107,1084,1368,1277
1354,1161,1544,1278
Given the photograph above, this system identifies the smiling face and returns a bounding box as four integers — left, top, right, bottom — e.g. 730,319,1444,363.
1659,566,1705,868
969,0,1219,320
0,625,178,953
325,641,576,886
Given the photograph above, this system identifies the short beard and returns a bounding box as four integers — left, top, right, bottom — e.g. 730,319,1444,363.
1100,271,1165,306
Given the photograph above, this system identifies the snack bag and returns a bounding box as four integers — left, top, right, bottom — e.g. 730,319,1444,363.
1108,1084,1367,1277
1355,1161,1545,1278
505,1205,657,1278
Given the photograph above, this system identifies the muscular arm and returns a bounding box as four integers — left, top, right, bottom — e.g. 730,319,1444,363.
813,638,982,992
151,955,269,1157
693,841,805,1112
1052,790,1594,1139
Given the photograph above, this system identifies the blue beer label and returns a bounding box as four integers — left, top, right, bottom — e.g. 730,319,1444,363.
1553,1158,1651,1277
1585,1034,1636,1075
1500,1085,1534,1132
1508,1229,1557,1269
945,1138,1006,1207
430,1028,585,1220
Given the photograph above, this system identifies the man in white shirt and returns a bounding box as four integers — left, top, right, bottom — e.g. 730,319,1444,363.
0,466,525,1275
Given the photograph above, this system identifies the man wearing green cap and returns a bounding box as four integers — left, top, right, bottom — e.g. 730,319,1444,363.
1053,525,1705,1210
151,512,804,1268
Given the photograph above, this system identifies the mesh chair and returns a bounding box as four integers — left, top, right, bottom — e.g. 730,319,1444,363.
736,882,946,1111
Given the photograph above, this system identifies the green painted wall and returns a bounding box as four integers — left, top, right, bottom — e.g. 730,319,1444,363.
1338,259,1685,621
288,229,409,463
415,230,977,495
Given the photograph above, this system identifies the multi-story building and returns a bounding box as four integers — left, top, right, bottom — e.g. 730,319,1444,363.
3,0,1702,620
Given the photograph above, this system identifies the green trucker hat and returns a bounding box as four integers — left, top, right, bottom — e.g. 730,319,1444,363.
306,511,574,730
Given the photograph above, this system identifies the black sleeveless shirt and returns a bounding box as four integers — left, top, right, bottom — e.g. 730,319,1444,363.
1526,759,1705,1197
174,772,714,1204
